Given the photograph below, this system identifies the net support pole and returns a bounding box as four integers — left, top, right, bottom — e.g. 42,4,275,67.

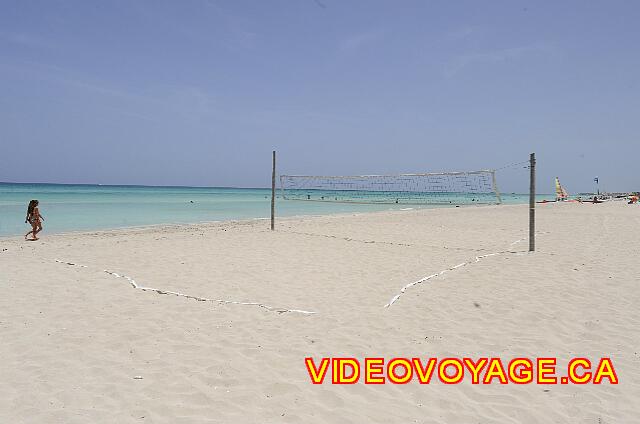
271,150,276,231
529,152,536,252
491,170,502,204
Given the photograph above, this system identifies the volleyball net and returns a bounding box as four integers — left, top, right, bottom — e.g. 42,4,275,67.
279,170,501,205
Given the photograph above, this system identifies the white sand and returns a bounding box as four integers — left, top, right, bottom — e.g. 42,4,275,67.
1,202,638,423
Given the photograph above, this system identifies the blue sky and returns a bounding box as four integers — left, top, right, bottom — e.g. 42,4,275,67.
1,0,638,193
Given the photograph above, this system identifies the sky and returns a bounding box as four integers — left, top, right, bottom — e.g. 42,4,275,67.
1,0,638,193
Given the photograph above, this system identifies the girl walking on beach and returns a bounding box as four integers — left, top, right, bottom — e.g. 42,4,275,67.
24,199,44,241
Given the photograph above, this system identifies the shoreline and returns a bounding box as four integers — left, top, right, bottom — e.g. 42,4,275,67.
0,181,555,238
0,202,516,241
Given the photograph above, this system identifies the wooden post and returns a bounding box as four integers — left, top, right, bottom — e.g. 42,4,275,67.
271,150,276,231
491,170,502,204
529,152,536,252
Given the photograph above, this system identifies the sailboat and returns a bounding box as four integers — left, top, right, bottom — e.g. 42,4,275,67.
555,177,569,201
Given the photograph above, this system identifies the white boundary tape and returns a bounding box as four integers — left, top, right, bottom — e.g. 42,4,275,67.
279,230,488,252
54,260,316,315
384,232,549,308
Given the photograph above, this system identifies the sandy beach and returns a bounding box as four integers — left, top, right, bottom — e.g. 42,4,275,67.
1,201,638,423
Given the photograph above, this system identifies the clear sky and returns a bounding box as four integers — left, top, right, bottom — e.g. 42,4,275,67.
1,0,638,193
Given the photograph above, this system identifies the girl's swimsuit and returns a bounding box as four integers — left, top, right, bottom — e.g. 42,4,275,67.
29,210,40,225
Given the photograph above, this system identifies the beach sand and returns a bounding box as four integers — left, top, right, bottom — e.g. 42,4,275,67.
1,202,638,423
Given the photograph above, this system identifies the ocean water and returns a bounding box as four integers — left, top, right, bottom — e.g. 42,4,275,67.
0,183,552,237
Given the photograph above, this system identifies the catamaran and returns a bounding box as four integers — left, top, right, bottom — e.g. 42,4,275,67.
555,177,569,201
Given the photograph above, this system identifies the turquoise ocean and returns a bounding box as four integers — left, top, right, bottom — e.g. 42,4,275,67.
0,183,552,237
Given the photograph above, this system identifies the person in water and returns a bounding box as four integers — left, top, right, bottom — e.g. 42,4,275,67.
24,199,44,240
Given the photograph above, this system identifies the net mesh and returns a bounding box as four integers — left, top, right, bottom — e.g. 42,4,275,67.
280,170,501,205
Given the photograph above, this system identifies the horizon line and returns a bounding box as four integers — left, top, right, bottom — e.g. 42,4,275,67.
0,181,271,190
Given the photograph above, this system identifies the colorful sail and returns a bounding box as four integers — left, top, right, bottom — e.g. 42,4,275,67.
555,177,568,201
